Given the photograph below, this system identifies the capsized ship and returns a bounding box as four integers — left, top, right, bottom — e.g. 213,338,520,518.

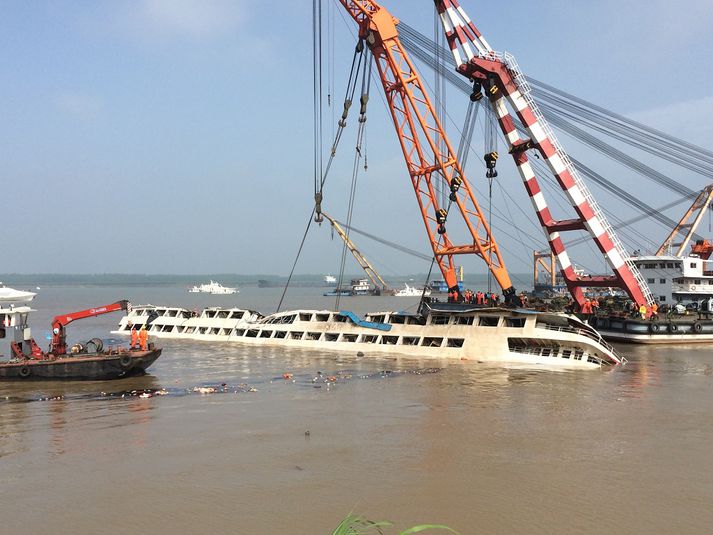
114,302,624,369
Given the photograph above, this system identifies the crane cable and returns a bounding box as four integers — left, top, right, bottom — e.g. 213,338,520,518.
277,14,365,311
335,50,372,310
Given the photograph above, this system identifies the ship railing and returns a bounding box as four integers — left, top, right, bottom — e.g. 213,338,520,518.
535,322,622,362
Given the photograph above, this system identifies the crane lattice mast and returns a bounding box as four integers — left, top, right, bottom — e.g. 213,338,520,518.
336,0,515,301
433,0,654,310
656,185,713,258
322,212,389,291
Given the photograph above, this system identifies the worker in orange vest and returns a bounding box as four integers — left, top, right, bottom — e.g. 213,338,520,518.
139,325,149,351
129,323,138,350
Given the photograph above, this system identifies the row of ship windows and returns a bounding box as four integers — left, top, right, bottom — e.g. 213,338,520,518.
132,310,250,320
508,345,600,364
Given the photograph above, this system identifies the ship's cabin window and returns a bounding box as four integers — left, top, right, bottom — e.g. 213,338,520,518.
274,331,287,339
667,263,675,269
659,296,666,302
368,315,386,323
210,328,220,335
334,315,349,323
185,327,195,334
299,313,313,322
156,309,166,315
166,310,177,317
181,311,191,319
561,349,572,359
306,332,322,340
229,311,244,319
361,334,378,343
390,315,406,324
659,263,668,269
406,316,426,325
430,315,451,325
325,333,339,342
421,337,443,347
695,279,701,285
660,278,666,284
402,336,419,345
235,329,245,336
317,313,331,322
342,333,358,342
381,336,398,345
574,349,584,360
691,262,698,268
446,338,464,347
479,316,500,327
455,316,474,325
218,311,230,319
283,314,296,324
647,278,655,284
246,329,259,338
505,317,526,328
289,331,304,340
259,330,272,338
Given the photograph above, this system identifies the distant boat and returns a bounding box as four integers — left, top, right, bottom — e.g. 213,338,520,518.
324,274,337,285
188,281,238,295
394,284,431,297
0,283,36,303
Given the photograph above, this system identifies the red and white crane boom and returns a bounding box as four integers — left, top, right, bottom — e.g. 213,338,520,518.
433,0,654,310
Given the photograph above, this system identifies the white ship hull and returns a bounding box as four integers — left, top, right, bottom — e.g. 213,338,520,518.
0,287,37,303
114,304,624,369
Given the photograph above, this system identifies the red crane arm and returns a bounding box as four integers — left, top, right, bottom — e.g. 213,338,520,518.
52,300,130,330
50,300,130,355
336,0,515,299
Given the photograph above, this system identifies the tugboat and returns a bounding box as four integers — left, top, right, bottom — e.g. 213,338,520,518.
0,300,161,380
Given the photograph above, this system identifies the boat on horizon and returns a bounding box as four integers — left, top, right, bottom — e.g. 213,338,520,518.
188,281,239,295
394,284,431,297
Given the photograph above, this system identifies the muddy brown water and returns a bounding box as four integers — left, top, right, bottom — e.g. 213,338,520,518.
1,286,712,534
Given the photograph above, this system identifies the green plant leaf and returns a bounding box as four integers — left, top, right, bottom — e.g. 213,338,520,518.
399,525,459,535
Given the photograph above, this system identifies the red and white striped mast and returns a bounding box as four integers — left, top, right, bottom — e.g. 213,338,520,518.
434,0,654,311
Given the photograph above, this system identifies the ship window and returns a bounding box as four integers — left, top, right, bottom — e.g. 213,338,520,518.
479,316,500,327
185,327,195,334
659,263,667,269
229,311,243,319
381,336,398,345
542,348,552,357
161,325,172,332
259,330,273,338
206,311,216,318
660,278,666,284
235,329,245,336
587,355,600,364
274,331,287,339
289,331,303,340
342,333,357,342
361,335,378,343
667,263,675,268
285,314,296,324
431,315,451,325
334,315,349,323
246,329,259,338
455,316,474,325
316,313,329,322
691,262,698,268
198,327,206,334
695,279,701,285
325,333,339,342
659,296,666,302
647,278,655,284
167,310,177,317
421,337,443,347
561,349,572,359
369,315,386,323
446,338,464,348
218,311,229,318
402,336,419,345
209,328,218,335
299,313,313,322
574,349,584,360
306,332,322,340
123,324,132,331
406,316,426,325
505,317,526,328
390,315,406,324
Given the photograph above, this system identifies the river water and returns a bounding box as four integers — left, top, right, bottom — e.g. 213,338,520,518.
1,285,712,534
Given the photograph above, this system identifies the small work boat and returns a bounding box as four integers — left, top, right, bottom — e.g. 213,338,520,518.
0,301,161,380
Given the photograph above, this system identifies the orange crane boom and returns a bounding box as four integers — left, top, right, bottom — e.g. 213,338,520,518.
336,0,515,302
50,300,130,356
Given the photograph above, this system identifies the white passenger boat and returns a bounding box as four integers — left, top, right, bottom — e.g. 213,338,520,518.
114,302,624,368
323,274,337,285
394,284,431,297
0,283,37,303
188,281,238,295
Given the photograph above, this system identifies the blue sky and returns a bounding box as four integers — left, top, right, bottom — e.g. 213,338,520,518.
2,0,712,279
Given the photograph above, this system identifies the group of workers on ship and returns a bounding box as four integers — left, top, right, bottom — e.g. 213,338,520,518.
128,322,149,351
